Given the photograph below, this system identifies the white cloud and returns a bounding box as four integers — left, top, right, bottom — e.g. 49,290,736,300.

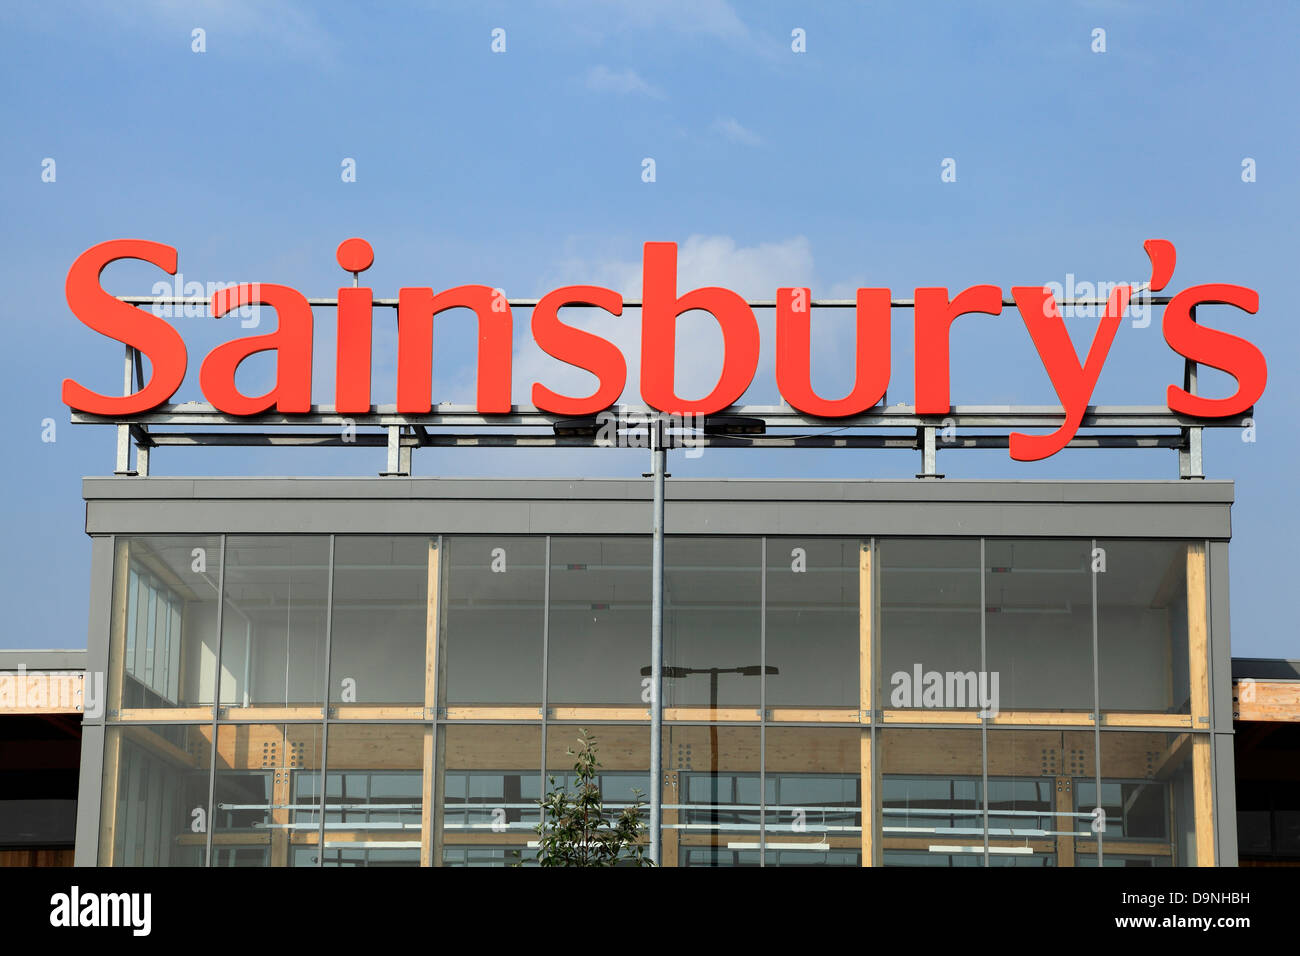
712,116,762,146
584,65,664,98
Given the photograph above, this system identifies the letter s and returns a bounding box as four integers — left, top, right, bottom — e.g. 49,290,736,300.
530,285,626,415
62,240,188,415
1163,284,1266,417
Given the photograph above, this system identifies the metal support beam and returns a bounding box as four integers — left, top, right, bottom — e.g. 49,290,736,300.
648,419,666,867
917,425,943,479
1180,305,1205,480
381,425,410,477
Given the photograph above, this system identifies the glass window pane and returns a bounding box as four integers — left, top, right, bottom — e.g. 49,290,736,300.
442,723,541,866
212,723,322,867
548,537,650,707
879,539,982,713
99,725,210,866
219,537,330,709
664,538,761,709
443,537,545,707
321,724,424,867
112,537,223,711
330,537,432,707
881,728,988,865
1081,731,1191,867
764,727,861,866
1097,540,1193,715
765,539,860,709
670,725,761,867
984,539,1094,713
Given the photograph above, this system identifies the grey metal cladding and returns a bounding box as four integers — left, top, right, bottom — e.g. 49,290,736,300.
83,478,1234,539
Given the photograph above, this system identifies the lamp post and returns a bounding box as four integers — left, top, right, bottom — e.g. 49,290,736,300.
553,410,767,866
648,416,666,865
641,663,777,861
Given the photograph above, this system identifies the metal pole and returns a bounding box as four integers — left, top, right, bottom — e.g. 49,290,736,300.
649,418,666,866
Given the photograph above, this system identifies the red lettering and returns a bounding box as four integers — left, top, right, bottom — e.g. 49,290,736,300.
201,284,314,414
1163,284,1266,417
914,286,1003,414
335,239,375,413
61,239,187,415
640,241,759,416
776,288,890,416
1010,284,1129,461
396,286,512,414
530,286,625,415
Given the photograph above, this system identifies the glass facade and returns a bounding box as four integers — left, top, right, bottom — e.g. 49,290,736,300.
96,532,1217,867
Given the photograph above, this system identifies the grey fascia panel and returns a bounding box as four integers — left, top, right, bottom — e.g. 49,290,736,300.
1213,731,1238,866
0,649,87,671
85,478,1234,540
74,722,104,866
83,476,1236,504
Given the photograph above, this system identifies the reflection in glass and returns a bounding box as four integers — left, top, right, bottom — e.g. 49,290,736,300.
664,538,761,708
763,727,860,866
212,724,321,867
666,725,761,866
442,724,541,866
321,724,424,866
881,728,989,866
1081,731,1194,867
113,537,223,710
100,725,210,866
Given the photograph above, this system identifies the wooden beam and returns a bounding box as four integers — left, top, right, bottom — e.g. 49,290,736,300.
991,711,1094,727
1192,735,1215,866
860,730,873,867
1101,713,1193,728
1151,732,1193,781
106,539,130,718
98,730,122,866
1055,775,1076,867
444,706,542,721
663,707,759,722
1234,680,1300,722
548,706,649,721
770,707,861,723
217,706,323,721
882,710,981,724
116,706,213,722
332,705,424,720
1187,543,1209,726
1185,543,1215,866
860,541,874,868
0,673,85,715
269,740,290,868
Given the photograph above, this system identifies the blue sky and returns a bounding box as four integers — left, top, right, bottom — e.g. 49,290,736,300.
0,1,1296,656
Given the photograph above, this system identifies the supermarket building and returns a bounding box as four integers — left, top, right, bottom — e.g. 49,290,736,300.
48,475,1251,866
3,234,1294,867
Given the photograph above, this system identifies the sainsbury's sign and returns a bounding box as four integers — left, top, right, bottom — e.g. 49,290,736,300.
62,237,1266,461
